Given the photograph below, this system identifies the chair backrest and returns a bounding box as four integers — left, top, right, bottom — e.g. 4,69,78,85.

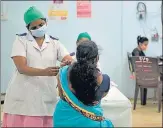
159,55,163,60
131,56,160,87
127,52,133,72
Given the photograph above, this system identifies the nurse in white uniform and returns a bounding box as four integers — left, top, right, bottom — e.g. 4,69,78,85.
2,6,73,127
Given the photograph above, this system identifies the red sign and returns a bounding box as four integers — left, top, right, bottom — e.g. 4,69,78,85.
53,0,63,4
77,1,91,18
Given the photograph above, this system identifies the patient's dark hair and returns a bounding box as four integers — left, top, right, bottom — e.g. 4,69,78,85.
137,36,148,45
69,40,99,106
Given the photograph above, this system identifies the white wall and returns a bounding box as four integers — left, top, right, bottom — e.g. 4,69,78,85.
121,1,162,98
1,1,162,98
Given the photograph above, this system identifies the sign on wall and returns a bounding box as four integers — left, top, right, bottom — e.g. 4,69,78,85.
48,0,68,20
77,0,91,18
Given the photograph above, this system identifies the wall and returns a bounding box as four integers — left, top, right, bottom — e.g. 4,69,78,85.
1,1,162,98
1,1,123,93
122,1,162,98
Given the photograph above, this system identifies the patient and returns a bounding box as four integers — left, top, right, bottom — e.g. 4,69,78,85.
53,41,113,127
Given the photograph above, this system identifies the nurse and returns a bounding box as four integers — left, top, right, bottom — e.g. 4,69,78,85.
71,32,101,71
2,6,73,127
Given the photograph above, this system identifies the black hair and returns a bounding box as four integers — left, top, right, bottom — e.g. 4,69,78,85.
26,18,46,29
69,40,99,106
137,36,148,45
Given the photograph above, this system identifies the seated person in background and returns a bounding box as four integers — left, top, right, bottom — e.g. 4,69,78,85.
53,41,113,127
130,36,149,75
131,35,149,105
70,32,101,71
132,35,148,56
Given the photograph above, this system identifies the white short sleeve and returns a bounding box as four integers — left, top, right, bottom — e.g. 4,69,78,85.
57,41,69,62
11,36,26,58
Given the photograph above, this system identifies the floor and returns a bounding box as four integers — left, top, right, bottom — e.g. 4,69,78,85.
131,99,162,127
1,99,162,127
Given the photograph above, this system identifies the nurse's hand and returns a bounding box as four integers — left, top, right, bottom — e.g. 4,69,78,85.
44,66,60,76
60,60,72,67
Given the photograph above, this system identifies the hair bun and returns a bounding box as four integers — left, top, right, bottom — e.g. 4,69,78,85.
137,35,141,42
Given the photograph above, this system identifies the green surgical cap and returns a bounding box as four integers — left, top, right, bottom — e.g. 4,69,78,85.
24,6,45,25
77,32,91,41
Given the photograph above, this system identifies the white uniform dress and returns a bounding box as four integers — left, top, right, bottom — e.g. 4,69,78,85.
3,33,69,116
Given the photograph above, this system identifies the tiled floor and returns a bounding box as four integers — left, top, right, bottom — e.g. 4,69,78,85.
1,99,162,127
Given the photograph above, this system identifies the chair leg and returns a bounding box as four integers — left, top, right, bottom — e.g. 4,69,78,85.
153,88,157,101
134,85,139,110
157,85,162,113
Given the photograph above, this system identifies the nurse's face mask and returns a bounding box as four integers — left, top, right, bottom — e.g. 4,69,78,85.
28,19,47,38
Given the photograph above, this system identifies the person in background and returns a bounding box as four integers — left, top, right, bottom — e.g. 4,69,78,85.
53,40,113,127
70,32,101,71
2,6,73,127
131,35,149,105
132,36,148,56
130,35,148,75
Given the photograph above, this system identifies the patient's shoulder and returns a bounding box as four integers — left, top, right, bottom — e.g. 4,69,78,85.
132,47,139,52
132,47,140,56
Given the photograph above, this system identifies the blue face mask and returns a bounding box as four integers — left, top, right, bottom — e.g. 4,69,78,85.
30,24,47,37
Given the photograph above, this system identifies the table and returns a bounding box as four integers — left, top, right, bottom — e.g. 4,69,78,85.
101,86,132,127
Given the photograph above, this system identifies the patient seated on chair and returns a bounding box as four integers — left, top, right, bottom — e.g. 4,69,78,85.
53,41,113,127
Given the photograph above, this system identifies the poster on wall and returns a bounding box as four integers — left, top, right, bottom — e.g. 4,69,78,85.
48,0,68,20
77,0,91,18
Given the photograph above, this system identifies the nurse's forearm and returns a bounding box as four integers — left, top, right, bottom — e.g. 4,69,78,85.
18,66,45,76
12,56,47,76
